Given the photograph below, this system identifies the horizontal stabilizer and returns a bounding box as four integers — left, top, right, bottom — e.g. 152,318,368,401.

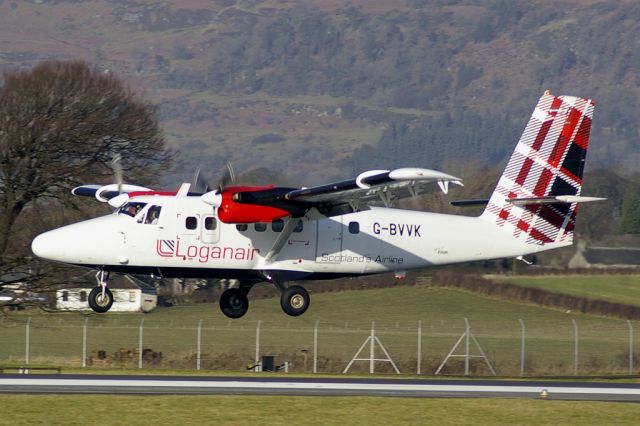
507,195,606,206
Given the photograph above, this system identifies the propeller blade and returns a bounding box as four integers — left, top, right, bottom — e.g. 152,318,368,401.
111,154,123,194
191,167,211,194
217,162,236,192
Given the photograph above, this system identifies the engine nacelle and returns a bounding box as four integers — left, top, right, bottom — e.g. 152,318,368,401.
209,186,292,224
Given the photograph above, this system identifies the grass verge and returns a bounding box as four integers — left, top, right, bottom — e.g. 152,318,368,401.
0,395,638,426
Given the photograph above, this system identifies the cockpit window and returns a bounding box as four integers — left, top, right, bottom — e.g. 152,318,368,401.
117,202,147,218
144,206,162,224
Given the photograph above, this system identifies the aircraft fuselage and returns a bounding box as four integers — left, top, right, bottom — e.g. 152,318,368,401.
32,195,556,282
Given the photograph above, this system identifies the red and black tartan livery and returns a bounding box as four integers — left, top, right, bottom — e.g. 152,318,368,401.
481,92,596,246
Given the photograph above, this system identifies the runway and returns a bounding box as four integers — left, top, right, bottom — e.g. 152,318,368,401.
1,374,640,401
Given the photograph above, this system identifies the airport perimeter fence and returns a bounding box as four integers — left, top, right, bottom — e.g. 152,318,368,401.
0,315,638,377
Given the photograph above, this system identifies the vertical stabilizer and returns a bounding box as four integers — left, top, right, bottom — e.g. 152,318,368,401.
480,91,596,247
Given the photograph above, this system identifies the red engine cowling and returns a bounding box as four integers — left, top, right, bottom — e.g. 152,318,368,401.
216,186,291,224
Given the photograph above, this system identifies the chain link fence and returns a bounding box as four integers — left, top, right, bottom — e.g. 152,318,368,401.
0,315,637,376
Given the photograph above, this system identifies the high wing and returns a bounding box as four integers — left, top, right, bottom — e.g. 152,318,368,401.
72,167,462,222
284,167,463,207
200,167,463,223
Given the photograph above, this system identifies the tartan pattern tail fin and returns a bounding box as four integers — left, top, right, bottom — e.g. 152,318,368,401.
480,92,596,246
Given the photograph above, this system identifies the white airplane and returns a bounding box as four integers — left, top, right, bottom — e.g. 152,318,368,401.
32,92,602,318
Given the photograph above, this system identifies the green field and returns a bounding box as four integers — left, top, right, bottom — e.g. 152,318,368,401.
493,274,640,307
0,395,638,426
1,284,637,376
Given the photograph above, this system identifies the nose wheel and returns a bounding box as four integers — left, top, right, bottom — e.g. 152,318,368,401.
88,286,114,313
88,270,113,313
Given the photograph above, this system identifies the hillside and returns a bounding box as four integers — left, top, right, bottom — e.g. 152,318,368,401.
3,0,640,251
2,0,640,184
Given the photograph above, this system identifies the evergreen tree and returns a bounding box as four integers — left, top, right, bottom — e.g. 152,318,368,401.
617,186,640,234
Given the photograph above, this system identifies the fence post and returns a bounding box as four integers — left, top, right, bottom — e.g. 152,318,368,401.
25,317,31,367
519,319,525,377
370,321,375,374
255,320,261,371
417,320,422,375
139,318,145,369
572,319,578,376
313,320,319,374
627,320,633,375
464,318,470,376
197,319,202,371
82,317,88,368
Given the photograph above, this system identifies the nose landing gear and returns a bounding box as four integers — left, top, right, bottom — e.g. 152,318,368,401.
88,270,113,313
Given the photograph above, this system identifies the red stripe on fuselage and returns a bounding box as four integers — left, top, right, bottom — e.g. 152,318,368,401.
128,191,177,198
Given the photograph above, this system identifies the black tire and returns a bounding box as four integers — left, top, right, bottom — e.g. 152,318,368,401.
219,288,249,319
88,287,114,313
280,285,310,317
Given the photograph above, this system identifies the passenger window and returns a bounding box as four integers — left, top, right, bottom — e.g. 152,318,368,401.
236,224,248,231
144,206,162,224
348,221,360,234
272,219,284,232
205,217,217,230
185,216,198,230
293,220,303,233
255,223,267,232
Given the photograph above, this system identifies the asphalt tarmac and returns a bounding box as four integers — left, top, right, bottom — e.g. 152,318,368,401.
1,374,640,401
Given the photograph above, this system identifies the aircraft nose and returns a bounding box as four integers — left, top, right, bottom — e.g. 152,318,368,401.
31,230,65,261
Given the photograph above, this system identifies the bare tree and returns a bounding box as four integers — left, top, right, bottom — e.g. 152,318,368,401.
0,60,171,286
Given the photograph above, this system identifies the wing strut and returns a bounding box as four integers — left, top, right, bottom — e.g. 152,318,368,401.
378,189,392,208
263,217,300,264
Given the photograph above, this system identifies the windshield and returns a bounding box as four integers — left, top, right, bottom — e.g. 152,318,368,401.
116,202,147,218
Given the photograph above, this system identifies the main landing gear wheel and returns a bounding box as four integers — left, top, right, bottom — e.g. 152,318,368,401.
280,285,310,317
88,287,114,313
219,288,249,319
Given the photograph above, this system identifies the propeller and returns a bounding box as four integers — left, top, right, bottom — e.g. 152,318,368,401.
103,153,150,207
201,162,236,208
72,154,150,207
